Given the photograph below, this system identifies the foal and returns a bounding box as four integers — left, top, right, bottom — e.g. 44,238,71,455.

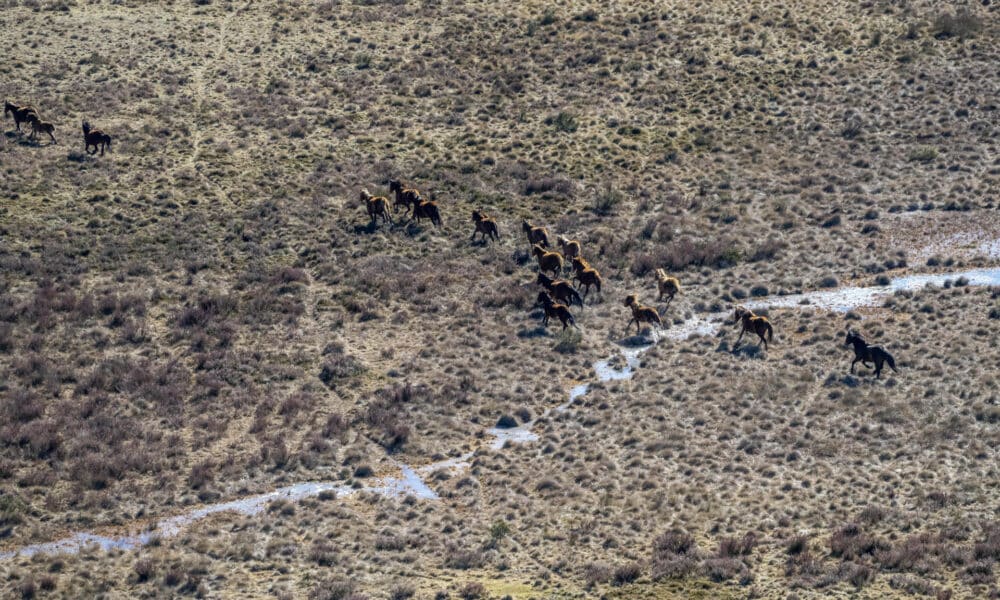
27,114,56,144
624,294,661,334
845,331,897,378
732,306,773,350
82,121,112,155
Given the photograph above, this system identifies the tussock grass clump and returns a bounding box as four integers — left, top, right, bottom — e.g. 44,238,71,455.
651,530,700,580
931,9,982,39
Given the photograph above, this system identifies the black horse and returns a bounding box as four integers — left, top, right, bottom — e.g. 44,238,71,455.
845,331,897,378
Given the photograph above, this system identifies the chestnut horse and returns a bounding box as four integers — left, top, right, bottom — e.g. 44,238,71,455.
733,306,773,350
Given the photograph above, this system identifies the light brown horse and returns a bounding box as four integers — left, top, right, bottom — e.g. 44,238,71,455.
471,210,499,243
360,189,392,227
532,244,564,277
571,256,602,299
655,269,680,305
82,121,112,155
733,306,773,350
522,219,551,247
624,294,661,334
556,235,581,262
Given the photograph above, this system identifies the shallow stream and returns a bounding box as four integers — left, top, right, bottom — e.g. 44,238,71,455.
3,266,998,560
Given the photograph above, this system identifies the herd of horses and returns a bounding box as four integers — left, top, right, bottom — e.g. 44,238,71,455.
4,100,112,155
3,114,898,378
362,180,898,378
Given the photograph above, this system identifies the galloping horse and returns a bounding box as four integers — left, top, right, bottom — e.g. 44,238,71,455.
733,306,773,350
471,210,499,243
360,189,393,227
535,291,576,330
388,180,421,214
5,101,39,133
82,121,112,155
845,331,897,378
624,294,661,334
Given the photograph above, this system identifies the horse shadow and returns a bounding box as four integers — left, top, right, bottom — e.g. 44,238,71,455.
619,332,655,347
353,221,392,235
517,324,551,339
718,339,766,358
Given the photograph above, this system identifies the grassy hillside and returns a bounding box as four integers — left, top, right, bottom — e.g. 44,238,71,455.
1,0,997,597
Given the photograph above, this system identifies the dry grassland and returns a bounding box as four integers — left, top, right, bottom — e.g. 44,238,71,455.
0,0,997,597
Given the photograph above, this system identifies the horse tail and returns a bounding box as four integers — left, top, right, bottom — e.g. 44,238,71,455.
571,289,583,308
765,322,773,342
885,352,897,372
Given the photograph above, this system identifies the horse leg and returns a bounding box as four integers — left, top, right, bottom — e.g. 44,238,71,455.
758,331,767,350
850,357,859,373
734,328,746,348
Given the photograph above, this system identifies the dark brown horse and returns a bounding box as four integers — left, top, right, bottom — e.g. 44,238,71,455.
536,272,583,308
733,306,773,350
845,331,897,378
4,101,39,133
412,198,442,227
82,121,112,155
535,291,576,330
388,180,421,213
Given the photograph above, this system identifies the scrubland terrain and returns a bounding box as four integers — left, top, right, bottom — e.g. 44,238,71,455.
1,0,998,598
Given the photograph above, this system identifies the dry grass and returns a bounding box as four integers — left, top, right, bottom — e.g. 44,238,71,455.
1,0,998,597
